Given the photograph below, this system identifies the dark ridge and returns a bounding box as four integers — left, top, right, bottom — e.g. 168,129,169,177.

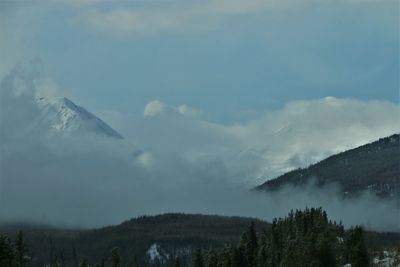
256,134,400,198
0,213,270,266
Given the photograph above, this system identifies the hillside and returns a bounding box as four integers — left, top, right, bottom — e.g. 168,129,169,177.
256,134,400,198
1,213,399,267
0,214,270,266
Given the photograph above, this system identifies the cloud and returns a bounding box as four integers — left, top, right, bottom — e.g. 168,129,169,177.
74,0,295,37
109,97,400,185
226,96,400,182
1,64,399,231
73,0,393,37
144,100,202,118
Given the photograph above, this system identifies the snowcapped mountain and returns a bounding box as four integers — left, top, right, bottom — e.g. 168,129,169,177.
1,64,124,140
34,96,123,139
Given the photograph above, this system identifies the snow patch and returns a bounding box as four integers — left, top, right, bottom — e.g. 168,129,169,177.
147,243,169,264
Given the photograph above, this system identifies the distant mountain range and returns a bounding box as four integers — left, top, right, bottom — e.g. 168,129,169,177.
256,134,400,198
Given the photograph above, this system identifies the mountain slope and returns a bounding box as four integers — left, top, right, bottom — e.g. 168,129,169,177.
1,65,124,140
256,134,400,198
35,96,123,139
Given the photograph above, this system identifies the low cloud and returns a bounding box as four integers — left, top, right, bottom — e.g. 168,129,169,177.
105,96,400,186
0,64,399,231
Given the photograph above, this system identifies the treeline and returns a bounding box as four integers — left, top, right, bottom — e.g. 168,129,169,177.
0,208,383,267
0,214,269,266
0,231,29,267
187,208,369,267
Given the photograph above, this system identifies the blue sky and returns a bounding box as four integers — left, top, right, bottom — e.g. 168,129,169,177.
1,0,398,122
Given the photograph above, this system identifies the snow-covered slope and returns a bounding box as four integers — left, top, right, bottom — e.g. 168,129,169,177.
1,64,124,140
34,96,123,139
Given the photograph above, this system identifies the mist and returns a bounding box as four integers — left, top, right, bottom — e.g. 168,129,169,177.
0,64,399,232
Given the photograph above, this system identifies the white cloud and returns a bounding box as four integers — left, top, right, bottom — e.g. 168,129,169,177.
226,97,400,182
113,97,400,186
143,100,168,116
144,100,202,118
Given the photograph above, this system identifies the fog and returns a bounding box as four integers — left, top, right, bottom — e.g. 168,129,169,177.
0,64,399,231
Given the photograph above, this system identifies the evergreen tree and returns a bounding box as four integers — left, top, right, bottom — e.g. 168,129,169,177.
345,226,369,267
0,235,14,267
15,231,28,267
192,249,204,267
239,222,258,267
204,248,218,267
316,235,336,267
132,256,139,267
111,247,120,267
230,247,245,267
78,257,89,267
174,256,181,267
219,245,232,267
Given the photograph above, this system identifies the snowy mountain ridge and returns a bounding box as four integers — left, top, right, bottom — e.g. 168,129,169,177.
34,96,123,139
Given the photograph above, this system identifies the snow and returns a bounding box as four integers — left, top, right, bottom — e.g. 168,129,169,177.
146,243,169,264
34,96,123,139
373,250,399,267
147,243,161,262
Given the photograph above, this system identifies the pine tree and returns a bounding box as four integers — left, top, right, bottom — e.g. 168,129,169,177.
174,256,181,267
345,226,369,267
78,257,89,267
231,247,245,267
192,249,204,267
316,235,336,267
205,248,219,267
111,247,120,267
0,235,14,267
239,222,258,267
132,256,139,267
15,231,28,267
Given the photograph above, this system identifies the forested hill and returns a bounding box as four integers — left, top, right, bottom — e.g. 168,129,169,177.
256,134,400,198
1,212,399,267
0,214,270,266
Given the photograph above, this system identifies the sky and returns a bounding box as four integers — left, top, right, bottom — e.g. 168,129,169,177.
0,0,399,229
1,0,398,122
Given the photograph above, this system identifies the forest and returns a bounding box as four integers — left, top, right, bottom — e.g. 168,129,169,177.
1,208,399,267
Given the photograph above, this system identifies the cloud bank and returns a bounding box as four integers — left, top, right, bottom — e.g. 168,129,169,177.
104,96,400,185
0,64,399,231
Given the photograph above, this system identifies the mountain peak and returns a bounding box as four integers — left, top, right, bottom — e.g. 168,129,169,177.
35,96,123,139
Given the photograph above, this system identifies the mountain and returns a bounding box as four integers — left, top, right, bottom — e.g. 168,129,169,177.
0,214,270,266
256,134,400,198
34,96,123,139
1,66,124,140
